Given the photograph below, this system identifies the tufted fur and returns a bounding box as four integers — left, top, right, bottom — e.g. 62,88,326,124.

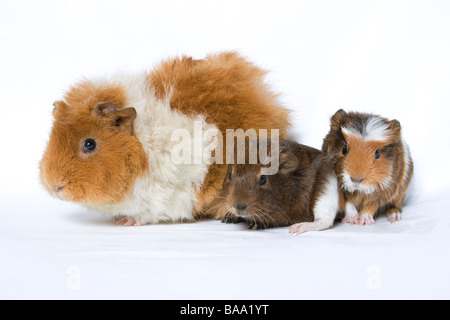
322,109,414,225
40,52,291,224
149,52,291,217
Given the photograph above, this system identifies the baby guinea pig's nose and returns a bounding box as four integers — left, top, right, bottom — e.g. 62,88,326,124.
233,203,248,212
350,177,365,184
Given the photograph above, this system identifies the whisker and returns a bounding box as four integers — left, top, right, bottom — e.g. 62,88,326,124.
263,203,292,225
255,209,278,228
212,200,231,220
264,211,280,228
247,211,266,229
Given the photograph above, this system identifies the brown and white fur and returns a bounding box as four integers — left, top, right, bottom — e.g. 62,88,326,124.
220,140,339,234
322,109,414,226
40,52,291,226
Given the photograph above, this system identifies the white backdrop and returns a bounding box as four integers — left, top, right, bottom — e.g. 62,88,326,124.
1,0,449,299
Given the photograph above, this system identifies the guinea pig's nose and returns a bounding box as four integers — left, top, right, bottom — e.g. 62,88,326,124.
233,203,248,212
54,185,65,193
350,177,365,184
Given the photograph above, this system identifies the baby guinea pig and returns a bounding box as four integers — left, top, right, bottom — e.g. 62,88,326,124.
220,140,339,234
322,109,414,226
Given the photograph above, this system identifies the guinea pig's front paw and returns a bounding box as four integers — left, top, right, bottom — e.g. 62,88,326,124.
247,221,266,230
116,217,143,227
342,203,358,224
221,214,245,224
289,223,309,235
350,213,375,226
289,222,320,234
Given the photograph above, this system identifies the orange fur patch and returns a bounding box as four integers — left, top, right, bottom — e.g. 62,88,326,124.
343,133,391,186
149,52,291,218
323,109,414,220
40,83,147,205
41,52,291,221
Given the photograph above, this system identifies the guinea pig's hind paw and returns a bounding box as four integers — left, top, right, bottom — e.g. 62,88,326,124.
387,212,402,223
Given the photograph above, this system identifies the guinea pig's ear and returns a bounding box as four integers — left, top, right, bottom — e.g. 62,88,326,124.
330,109,348,131
389,119,402,142
95,102,137,134
278,145,299,174
52,100,68,118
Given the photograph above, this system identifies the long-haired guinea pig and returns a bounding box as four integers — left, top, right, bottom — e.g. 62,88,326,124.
322,109,414,226
220,140,339,234
40,52,291,226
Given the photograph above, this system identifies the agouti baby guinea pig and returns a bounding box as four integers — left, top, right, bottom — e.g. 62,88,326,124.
220,140,339,234
322,109,414,226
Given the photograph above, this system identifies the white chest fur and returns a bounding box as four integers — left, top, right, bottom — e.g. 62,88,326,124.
84,73,217,224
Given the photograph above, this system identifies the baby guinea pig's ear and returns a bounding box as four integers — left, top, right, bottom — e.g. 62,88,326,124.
330,109,348,131
224,164,233,182
94,102,137,134
389,119,402,143
278,144,299,174
52,100,68,118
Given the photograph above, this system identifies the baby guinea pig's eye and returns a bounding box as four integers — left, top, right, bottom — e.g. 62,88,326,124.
82,138,98,154
342,144,348,156
375,149,380,160
259,175,267,186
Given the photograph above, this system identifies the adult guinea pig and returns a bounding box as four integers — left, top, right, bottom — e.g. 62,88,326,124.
40,52,291,226
322,109,414,226
220,140,339,234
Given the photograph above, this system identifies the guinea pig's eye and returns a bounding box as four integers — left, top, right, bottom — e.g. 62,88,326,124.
259,175,267,186
82,138,98,154
375,149,380,160
342,145,348,156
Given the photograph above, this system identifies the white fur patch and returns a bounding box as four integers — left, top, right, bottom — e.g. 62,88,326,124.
341,169,392,195
313,175,339,224
344,202,358,221
342,116,390,142
83,73,217,224
402,140,413,187
341,171,374,194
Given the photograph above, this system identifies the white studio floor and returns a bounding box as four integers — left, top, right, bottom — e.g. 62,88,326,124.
1,0,450,300
1,190,450,299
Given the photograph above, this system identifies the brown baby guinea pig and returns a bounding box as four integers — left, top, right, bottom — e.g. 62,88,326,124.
322,109,414,226
219,139,339,234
